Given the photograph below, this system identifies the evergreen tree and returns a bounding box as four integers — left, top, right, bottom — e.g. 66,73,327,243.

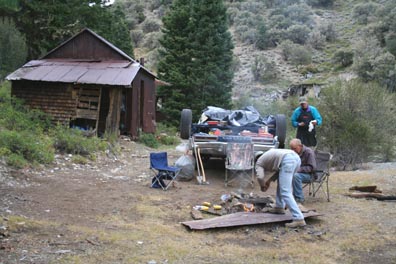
0,18,27,80
10,0,133,60
158,0,234,124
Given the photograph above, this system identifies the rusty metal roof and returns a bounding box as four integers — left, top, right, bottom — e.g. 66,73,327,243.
6,59,143,86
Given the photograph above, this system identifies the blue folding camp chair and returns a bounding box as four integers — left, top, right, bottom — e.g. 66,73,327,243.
150,152,180,190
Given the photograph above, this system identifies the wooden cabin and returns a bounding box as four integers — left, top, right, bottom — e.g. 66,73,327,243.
6,28,156,139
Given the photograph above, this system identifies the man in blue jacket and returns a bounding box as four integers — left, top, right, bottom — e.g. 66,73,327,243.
291,96,322,148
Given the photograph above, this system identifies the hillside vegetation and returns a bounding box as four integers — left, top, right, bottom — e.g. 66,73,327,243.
1,0,396,169
121,0,396,100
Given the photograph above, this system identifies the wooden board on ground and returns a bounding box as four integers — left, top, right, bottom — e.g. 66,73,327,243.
181,211,323,230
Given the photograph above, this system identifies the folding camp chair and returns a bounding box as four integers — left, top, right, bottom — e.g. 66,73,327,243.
150,152,180,190
225,142,254,188
304,150,332,201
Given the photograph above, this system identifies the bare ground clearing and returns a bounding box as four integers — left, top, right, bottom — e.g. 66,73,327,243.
1,139,396,264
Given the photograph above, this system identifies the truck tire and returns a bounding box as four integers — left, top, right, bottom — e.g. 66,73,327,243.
180,109,192,139
275,114,286,148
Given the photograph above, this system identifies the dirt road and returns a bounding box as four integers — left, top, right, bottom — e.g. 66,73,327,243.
1,139,396,263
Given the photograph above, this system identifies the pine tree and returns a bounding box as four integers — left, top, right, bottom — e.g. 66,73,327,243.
11,0,134,60
158,0,234,124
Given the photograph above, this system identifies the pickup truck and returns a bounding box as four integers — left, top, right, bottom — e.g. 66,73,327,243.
180,106,287,160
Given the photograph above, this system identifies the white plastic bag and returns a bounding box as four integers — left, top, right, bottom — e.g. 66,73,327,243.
175,143,189,154
175,154,195,181
308,120,315,132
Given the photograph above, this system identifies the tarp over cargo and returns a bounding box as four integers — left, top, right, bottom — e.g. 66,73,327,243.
198,106,276,127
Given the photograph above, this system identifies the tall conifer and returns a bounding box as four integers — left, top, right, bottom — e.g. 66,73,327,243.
158,0,234,123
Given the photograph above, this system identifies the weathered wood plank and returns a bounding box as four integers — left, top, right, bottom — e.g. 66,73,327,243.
181,211,323,230
76,109,98,120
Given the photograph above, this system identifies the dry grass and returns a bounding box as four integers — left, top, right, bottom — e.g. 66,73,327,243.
2,156,396,263
53,166,396,263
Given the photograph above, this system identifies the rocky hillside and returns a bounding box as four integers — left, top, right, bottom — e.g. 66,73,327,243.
117,0,395,103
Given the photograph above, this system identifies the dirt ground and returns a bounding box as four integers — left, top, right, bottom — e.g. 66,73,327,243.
1,138,396,264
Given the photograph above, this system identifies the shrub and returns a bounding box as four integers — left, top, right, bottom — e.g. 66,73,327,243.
284,3,313,26
319,80,396,169
6,153,28,169
319,23,337,42
131,30,144,47
71,155,88,165
227,7,239,26
279,40,294,61
307,30,326,50
139,133,158,148
280,40,312,66
385,33,396,57
352,2,380,25
0,96,52,134
306,0,334,8
286,24,311,45
353,37,396,91
332,49,354,67
50,125,107,157
251,56,278,83
290,46,312,67
0,130,54,166
155,122,179,146
298,64,319,75
269,14,292,30
143,32,162,50
255,20,270,50
141,18,161,33
157,135,179,145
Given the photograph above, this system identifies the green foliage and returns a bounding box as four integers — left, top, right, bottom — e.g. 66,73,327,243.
307,30,326,50
298,64,319,75
0,90,52,134
280,40,312,67
155,122,180,146
318,23,337,42
0,18,27,80
0,82,55,168
137,123,179,148
142,18,161,33
0,130,54,168
353,36,396,91
332,49,354,67
71,155,88,165
50,125,107,157
319,80,396,169
131,29,144,47
11,0,134,60
255,20,270,50
251,56,278,83
286,24,310,45
143,32,162,50
385,33,396,57
138,133,158,148
352,2,380,25
306,0,334,8
283,3,313,26
158,0,234,124
157,135,179,145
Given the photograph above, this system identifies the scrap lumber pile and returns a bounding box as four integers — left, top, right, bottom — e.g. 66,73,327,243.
347,185,396,200
183,191,322,230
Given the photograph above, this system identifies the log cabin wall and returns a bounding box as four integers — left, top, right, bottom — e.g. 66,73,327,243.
11,80,77,125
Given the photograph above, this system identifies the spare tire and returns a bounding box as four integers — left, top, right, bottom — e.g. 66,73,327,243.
275,114,286,148
180,109,192,139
